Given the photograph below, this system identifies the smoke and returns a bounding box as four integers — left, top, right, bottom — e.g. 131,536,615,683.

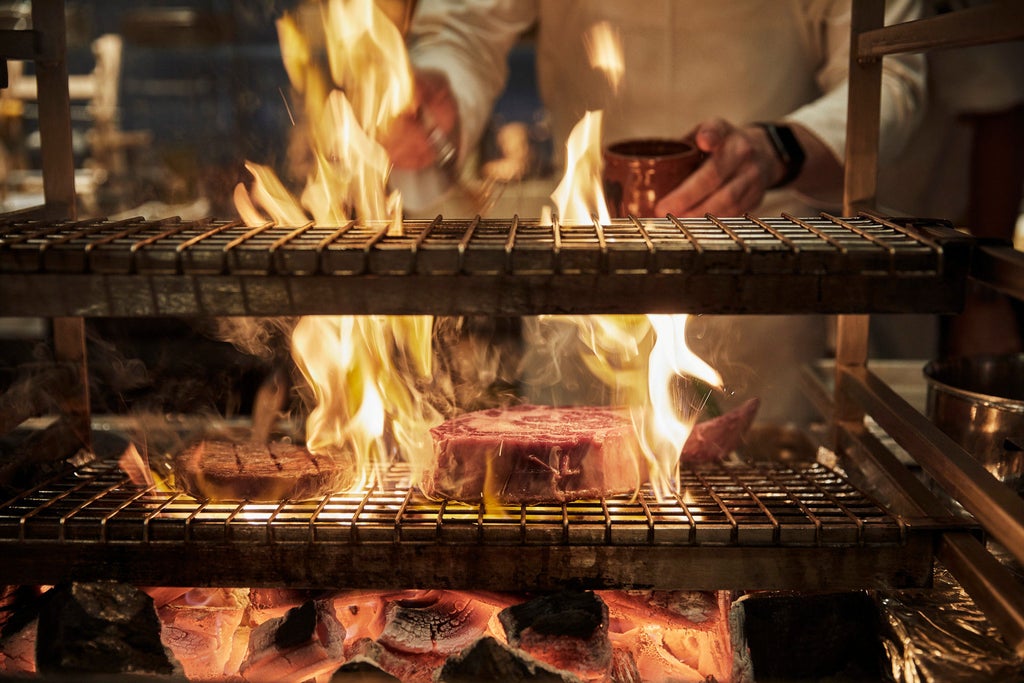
210,317,296,362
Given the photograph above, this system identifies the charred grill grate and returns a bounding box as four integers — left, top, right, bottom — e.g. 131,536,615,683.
0,213,971,316
0,458,951,591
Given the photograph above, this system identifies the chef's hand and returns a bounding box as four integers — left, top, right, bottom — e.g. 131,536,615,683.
382,69,460,170
654,118,784,217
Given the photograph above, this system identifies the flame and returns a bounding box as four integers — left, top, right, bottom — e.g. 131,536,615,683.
290,316,441,491
323,0,413,139
584,21,624,94
551,314,723,499
550,110,611,224
233,0,408,233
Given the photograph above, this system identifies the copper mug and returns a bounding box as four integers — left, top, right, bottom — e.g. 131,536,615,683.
603,138,703,218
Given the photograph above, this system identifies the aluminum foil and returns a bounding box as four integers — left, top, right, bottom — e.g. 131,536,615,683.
877,562,1024,682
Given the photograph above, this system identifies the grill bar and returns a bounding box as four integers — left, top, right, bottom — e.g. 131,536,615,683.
0,213,972,316
0,458,958,590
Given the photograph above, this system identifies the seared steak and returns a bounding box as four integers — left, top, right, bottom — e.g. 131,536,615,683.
424,405,644,504
173,440,345,502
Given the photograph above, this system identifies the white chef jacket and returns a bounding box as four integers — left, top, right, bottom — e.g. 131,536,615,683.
400,0,936,420
405,0,927,215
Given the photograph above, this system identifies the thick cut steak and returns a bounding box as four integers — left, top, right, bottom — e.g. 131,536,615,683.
173,440,344,502
424,405,644,504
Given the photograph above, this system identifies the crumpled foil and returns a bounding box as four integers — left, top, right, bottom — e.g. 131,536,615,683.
877,560,1024,682
816,443,1024,681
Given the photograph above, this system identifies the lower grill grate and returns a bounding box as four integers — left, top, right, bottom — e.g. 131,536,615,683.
0,458,951,591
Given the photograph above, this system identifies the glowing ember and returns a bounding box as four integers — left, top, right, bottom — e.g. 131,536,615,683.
0,588,748,681
584,21,624,94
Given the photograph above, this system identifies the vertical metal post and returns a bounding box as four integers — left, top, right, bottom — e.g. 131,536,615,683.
843,0,885,215
51,317,90,451
835,1,885,447
32,0,76,220
33,1,89,449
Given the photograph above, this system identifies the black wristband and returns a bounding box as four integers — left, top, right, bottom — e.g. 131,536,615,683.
755,123,805,189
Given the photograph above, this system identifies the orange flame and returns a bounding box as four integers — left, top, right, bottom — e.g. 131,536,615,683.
550,110,611,224
546,314,722,499
584,21,624,94
290,316,440,490
233,0,409,232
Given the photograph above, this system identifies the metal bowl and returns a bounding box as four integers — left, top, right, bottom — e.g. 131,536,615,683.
924,353,1024,495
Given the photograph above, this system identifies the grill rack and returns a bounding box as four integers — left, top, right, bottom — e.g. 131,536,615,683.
0,458,951,590
0,212,971,316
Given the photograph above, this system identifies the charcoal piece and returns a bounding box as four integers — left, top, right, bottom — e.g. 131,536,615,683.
500,591,607,642
0,585,42,675
378,591,493,655
335,660,402,681
240,599,345,682
35,582,178,676
743,591,882,679
499,591,612,678
437,636,581,683
610,648,642,683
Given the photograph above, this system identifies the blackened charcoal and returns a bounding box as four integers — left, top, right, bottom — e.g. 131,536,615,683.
274,600,317,650
499,591,613,678
437,637,580,683
500,591,608,641
35,582,178,676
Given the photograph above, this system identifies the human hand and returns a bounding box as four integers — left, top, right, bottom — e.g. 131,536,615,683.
382,69,460,170
654,118,785,217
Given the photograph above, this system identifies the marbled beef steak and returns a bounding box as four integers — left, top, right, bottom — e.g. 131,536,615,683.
173,440,345,502
423,405,645,504
425,399,761,504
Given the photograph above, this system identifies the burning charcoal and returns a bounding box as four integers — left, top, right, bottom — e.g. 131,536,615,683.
0,586,43,675
341,590,508,683
601,591,753,683
379,591,496,655
437,636,583,683
347,638,445,683
239,599,345,683
610,648,642,683
35,582,180,677
499,591,613,681
157,588,249,680
334,660,401,681
680,397,760,462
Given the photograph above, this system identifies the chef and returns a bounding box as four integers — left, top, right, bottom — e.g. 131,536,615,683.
383,0,928,422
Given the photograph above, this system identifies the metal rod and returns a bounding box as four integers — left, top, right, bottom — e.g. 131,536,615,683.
838,365,1024,568
834,314,870,445
938,533,1024,659
31,0,76,220
843,0,884,214
857,0,1024,59
971,243,1024,303
50,317,90,451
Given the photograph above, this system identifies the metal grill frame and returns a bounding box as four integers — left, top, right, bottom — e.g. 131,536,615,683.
0,459,950,590
0,212,972,317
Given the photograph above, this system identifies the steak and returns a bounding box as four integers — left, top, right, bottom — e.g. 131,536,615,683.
680,397,760,463
425,399,761,504
423,405,644,504
173,440,346,502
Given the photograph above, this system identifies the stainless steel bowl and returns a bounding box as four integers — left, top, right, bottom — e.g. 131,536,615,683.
924,354,1024,495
